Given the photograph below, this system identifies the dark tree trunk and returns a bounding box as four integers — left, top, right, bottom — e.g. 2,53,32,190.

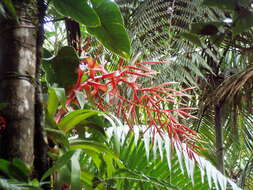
215,103,224,173
34,1,50,187
0,0,39,166
0,1,49,179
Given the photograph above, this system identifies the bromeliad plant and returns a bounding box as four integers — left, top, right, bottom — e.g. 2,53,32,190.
64,56,198,150
42,46,243,189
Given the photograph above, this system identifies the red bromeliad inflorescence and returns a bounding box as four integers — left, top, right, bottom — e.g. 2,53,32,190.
55,56,200,152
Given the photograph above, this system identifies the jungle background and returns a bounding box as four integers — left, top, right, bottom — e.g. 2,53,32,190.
0,0,252,189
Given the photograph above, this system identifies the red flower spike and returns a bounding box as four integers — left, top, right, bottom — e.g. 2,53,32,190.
55,56,199,153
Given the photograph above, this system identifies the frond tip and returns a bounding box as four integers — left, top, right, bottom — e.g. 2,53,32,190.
106,121,242,190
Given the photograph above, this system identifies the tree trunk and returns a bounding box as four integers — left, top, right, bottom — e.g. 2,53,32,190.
34,1,50,186
215,103,224,173
0,0,38,167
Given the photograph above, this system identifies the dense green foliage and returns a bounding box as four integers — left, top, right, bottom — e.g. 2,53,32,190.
0,0,252,189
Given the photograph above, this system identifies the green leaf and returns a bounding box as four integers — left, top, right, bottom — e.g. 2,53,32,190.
70,150,81,190
55,165,71,189
87,0,130,58
0,103,8,110
45,128,69,147
0,178,22,190
62,112,97,132
0,158,30,182
58,110,92,128
58,110,99,132
47,88,59,118
190,22,223,36
103,154,115,177
232,9,253,35
0,159,11,178
43,46,80,88
52,0,100,27
10,158,30,181
180,32,202,47
70,140,117,158
53,88,66,106
80,170,94,187
42,150,76,181
202,0,238,10
2,0,17,18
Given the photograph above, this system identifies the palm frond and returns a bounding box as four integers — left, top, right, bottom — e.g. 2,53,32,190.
212,67,253,103
105,115,242,190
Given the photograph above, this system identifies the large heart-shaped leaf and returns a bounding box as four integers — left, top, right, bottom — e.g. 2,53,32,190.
43,46,80,88
52,0,100,27
87,0,130,58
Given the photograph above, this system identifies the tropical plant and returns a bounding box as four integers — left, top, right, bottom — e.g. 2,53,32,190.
114,0,253,189
0,0,251,190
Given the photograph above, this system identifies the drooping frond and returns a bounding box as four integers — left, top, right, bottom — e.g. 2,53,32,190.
212,66,253,103
105,115,242,190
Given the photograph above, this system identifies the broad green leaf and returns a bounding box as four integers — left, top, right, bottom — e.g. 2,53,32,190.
58,109,93,128
84,150,102,169
61,112,97,132
59,110,99,132
80,170,94,186
180,32,202,47
0,159,11,178
70,150,81,190
47,88,59,118
45,128,69,147
43,46,80,88
2,0,16,18
232,10,253,35
42,150,75,181
52,0,100,27
53,88,66,106
87,0,130,58
70,140,117,158
11,158,30,181
45,113,59,129
202,0,238,10
91,0,124,24
103,154,115,177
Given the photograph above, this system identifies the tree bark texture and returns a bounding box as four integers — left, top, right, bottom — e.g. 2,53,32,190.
0,0,38,167
215,103,224,173
34,0,50,184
